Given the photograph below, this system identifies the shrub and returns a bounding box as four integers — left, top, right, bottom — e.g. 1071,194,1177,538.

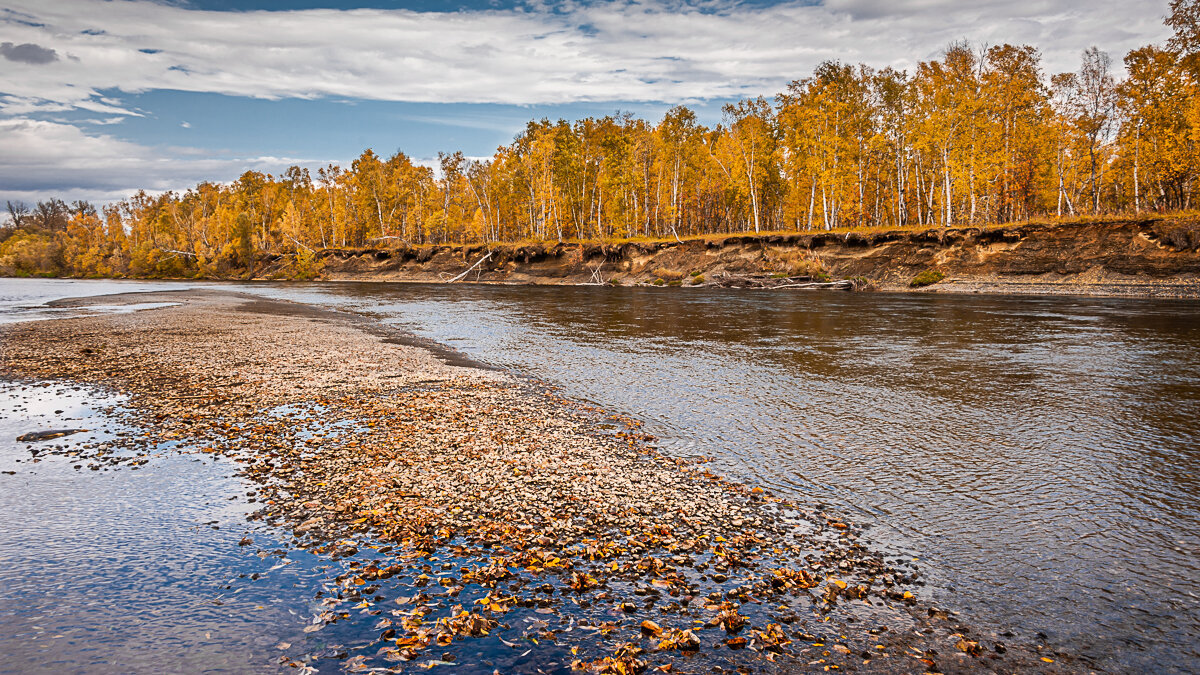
652,278,666,286
689,270,702,277
766,249,828,278
787,258,826,278
651,267,685,281
1153,222,1200,250
287,248,323,280
910,269,945,287
690,274,705,285
667,279,682,286
0,230,63,277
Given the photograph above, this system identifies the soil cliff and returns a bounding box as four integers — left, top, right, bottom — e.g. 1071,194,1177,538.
264,217,1200,297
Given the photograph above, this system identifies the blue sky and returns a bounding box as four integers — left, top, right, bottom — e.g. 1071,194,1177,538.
0,0,1172,206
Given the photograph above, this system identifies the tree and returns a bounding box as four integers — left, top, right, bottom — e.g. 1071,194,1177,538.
982,44,1048,222
912,43,983,226
1074,47,1119,212
1049,72,1083,216
5,200,30,228
721,98,777,233
1118,46,1192,211
1167,0,1200,74
32,199,70,231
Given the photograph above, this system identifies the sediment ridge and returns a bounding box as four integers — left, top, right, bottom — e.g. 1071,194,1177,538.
275,217,1200,298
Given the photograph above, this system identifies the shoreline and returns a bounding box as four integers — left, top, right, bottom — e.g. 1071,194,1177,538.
11,273,1200,303
299,217,1200,299
0,291,1080,672
8,216,1200,300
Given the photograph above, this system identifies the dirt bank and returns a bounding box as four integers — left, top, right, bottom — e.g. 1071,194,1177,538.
0,291,1079,673
278,217,1200,298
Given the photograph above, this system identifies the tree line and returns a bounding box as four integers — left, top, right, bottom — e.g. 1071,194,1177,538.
3,2,1200,278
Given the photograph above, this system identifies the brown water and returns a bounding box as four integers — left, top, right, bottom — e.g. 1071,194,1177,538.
2,279,1199,671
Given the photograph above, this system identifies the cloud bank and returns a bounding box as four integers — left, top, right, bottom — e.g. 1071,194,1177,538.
0,0,1173,205
0,117,316,205
0,0,1172,114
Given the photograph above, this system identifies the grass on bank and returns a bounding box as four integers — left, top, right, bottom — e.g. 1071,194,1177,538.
375,211,1200,254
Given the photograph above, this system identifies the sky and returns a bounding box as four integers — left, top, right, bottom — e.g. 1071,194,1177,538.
0,0,1174,207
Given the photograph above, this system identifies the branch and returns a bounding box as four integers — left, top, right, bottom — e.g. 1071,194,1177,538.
774,280,854,290
448,251,493,283
587,260,606,285
287,236,314,252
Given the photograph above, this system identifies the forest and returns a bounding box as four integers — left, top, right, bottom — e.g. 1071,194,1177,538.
3,3,1200,278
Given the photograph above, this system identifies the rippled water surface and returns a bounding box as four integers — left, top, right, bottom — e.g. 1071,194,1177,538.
236,282,1200,672
2,278,1199,671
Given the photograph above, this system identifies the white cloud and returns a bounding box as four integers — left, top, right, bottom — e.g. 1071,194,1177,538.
0,0,1173,113
0,0,1173,205
0,117,321,204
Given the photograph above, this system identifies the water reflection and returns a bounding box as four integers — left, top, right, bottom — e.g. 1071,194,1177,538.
0,383,308,674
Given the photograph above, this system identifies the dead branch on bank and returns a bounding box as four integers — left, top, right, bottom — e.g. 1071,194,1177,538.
448,251,493,283
710,272,859,291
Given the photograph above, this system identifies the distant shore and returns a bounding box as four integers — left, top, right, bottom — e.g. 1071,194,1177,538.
0,290,1082,672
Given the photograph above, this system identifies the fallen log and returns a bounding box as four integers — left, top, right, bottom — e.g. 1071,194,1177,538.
774,280,856,290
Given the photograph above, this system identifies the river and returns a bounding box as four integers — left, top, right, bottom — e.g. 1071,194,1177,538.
2,278,1199,672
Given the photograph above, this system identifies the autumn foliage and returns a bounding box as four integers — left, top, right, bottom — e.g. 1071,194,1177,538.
4,7,1200,279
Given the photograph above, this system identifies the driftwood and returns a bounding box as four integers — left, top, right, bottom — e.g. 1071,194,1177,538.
585,261,606,285
448,251,493,282
711,272,859,291
774,280,856,290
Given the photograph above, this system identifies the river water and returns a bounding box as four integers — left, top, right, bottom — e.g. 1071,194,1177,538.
2,278,1199,672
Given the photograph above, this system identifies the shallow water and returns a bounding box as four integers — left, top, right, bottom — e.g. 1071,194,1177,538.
2,278,1199,671
0,382,311,673
234,282,1200,672
0,278,186,324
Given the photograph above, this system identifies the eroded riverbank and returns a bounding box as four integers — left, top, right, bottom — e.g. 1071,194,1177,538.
0,290,1076,673
290,218,1200,299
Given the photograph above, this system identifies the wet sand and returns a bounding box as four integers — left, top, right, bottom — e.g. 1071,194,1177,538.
0,290,1077,673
